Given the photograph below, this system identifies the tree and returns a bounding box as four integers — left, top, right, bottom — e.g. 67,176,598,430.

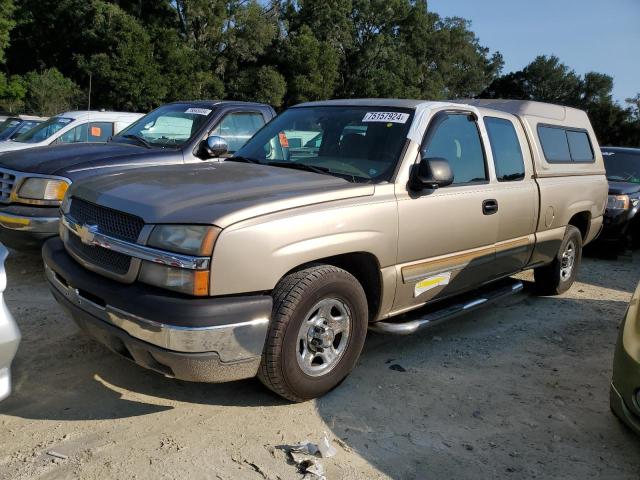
0,0,14,64
481,55,640,147
279,24,341,105
7,0,167,111
0,73,26,112
78,2,167,111
626,94,640,121
25,68,81,116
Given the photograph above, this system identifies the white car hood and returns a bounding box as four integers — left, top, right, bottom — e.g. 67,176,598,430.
0,141,37,153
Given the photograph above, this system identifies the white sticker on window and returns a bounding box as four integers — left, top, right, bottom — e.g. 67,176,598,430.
362,112,410,124
185,108,212,116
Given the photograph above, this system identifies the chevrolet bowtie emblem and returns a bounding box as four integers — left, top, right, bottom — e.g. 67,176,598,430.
77,224,99,245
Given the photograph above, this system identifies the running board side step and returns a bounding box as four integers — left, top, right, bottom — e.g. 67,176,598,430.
369,279,524,335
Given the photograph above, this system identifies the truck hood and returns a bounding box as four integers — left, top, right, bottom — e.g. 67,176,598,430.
0,142,174,177
0,141,32,153
608,181,640,195
70,161,375,228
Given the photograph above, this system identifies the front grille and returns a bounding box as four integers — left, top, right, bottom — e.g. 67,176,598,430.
70,198,144,242
68,233,132,275
0,170,16,203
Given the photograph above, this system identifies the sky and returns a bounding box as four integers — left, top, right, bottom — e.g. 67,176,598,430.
428,0,640,104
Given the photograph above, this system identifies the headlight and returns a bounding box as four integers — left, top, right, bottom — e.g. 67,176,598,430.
607,194,630,210
147,225,219,256
17,177,70,204
139,261,210,296
141,225,220,296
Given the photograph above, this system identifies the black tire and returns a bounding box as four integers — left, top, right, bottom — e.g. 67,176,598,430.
258,265,368,402
534,225,582,295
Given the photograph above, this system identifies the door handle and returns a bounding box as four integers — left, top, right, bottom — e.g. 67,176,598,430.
482,199,498,215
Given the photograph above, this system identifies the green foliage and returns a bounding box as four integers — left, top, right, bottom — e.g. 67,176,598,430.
0,72,26,112
0,0,14,64
77,2,167,111
482,55,640,146
0,0,636,147
228,65,287,106
24,68,81,116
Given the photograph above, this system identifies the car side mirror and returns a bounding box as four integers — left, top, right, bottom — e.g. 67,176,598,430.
199,135,228,159
410,156,454,190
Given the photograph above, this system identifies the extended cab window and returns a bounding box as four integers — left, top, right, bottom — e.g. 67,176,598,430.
232,106,413,183
211,112,265,153
485,117,525,181
538,125,594,163
422,113,487,185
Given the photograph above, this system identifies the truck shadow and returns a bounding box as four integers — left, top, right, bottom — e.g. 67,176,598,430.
312,292,640,478
0,288,630,420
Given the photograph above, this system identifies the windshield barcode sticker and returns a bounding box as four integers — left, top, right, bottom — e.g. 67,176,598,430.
185,108,212,116
362,112,410,124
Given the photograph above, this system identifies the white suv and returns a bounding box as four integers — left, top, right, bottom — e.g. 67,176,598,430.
0,111,143,153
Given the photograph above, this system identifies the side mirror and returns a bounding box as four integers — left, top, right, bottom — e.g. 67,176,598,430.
200,135,228,159
410,156,454,190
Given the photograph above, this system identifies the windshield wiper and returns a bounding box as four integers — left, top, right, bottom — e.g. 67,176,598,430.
122,134,152,149
227,156,261,164
266,161,333,176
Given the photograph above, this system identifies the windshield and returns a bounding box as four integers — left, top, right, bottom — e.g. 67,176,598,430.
233,106,414,183
0,118,21,139
8,120,41,140
14,117,74,144
603,150,640,183
114,104,214,147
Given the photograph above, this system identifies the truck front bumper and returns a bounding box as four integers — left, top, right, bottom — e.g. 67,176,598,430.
43,238,272,383
0,205,59,249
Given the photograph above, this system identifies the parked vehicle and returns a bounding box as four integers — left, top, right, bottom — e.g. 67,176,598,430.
43,99,607,401
0,111,142,153
599,147,640,249
611,280,640,433
0,243,20,401
0,115,47,142
0,101,275,249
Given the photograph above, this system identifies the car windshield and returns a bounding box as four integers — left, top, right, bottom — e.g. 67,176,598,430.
13,117,74,144
0,118,21,140
232,106,414,183
8,121,41,139
113,104,214,147
603,150,640,183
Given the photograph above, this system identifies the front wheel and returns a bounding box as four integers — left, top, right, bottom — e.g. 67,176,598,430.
258,265,368,402
534,225,582,295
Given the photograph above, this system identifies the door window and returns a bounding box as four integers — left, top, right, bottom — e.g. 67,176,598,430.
422,113,487,185
484,117,525,181
211,112,265,153
57,122,114,144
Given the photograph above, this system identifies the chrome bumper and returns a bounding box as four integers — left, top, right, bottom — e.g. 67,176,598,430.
45,264,269,361
0,211,58,233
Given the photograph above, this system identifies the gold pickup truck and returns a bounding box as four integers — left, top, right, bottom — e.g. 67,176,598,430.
42,99,608,401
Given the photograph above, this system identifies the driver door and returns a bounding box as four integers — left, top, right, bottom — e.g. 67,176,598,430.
393,110,500,313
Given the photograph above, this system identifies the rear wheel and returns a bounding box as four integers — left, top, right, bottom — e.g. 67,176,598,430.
258,265,368,402
534,225,582,295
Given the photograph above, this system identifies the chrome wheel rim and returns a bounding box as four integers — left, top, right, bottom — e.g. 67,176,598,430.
560,240,576,281
296,298,352,377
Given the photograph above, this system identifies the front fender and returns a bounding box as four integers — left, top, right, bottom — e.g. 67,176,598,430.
209,196,398,296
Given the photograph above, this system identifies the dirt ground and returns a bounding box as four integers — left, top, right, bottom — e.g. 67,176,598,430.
1,248,640,480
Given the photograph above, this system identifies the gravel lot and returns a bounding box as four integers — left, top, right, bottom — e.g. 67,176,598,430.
1,248,639,479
